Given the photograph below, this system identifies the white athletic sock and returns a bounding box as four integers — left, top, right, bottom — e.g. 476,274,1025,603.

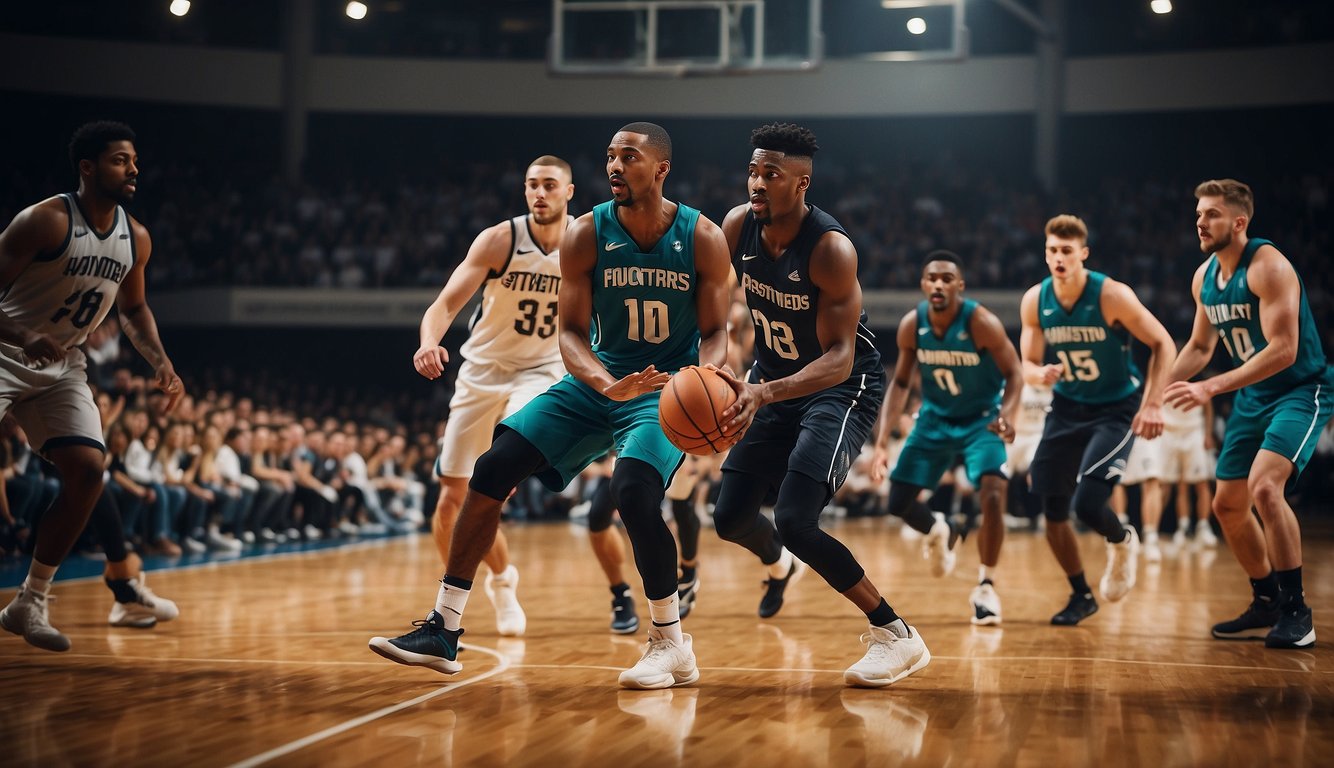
648,594,684,644
490,564,516,586
979,565,993,584
1145,530,1159,545
435,579,471,632
768,547,794,580
24,560,57,596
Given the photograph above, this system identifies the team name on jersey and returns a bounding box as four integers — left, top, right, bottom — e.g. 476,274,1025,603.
1204,302,1253,324
917,349,981,367
602,266,691,291
740,273,810,311
1043,326,1107,344
63,254,129,283
502,271,560,294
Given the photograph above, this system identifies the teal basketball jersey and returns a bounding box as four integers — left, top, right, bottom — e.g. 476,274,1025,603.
1038,271,1141,404
1200,237,1329,400
915,299,1004,420
591,200,701,379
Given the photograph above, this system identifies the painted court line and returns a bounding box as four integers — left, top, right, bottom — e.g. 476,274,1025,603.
226,643,511,768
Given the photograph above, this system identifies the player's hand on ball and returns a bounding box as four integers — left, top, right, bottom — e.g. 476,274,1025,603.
414,345,449,380
603,364,670,402
712,366,761,437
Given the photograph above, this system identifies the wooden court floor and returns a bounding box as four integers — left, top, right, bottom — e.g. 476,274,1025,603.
2,517,1331,767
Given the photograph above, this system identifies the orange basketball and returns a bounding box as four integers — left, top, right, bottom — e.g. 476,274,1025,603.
659,365,738,456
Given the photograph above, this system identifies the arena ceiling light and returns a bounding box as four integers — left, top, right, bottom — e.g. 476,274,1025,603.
1150,0,1173,14
168,0,190,17
346,1,368,20
907,17,927,35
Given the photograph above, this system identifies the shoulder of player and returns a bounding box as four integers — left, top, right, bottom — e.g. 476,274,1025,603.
808,230,857,284
127,214,152,252
967,302,1006,339
1246,242,1297,293
896,309,919,347
15,196,73,244
720,203,750,237
1018,284,1042,323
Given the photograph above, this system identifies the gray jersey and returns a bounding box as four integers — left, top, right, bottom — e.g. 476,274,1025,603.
457,214,566,370
1,193,135,360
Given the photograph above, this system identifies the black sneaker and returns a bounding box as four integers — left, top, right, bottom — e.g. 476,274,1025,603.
759,560,804,619
1212,598,1281,641
1051,592,1098,626
677,576,700,620
611,593,640,634
368,611,463,674
1264,604,1315,649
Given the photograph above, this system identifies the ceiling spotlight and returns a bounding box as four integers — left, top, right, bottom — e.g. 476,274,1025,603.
346,1,368,20
169,0,191,17
1150,0,1172,14
906,17,927,35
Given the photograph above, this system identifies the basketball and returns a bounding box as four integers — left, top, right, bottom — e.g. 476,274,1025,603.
658,365,737,455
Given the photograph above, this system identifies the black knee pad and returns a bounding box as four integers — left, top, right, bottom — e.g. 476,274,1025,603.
587,480,615,533
469,428,545,501
1043,495,1072,523
610,459,665,520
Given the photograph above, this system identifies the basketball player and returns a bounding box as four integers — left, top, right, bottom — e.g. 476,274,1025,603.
413,155,575,637
869,251,1022,625
0,121,185,652
1162,400,1219,549
1020,214,1174,626
711,123,926,688
1166,179,1333,649
371,123,732,689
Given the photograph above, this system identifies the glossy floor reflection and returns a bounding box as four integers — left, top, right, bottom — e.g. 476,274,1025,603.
2,519,1331,767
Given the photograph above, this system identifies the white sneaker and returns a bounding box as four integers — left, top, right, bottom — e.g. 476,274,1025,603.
1198,526,1219,548
108,573,180,628
618,629,699,690
1,588,70,652
1100,527,1140,603
1172,526,1188,550
206,529,243,552
240,530,256,545
182,537,208,554
484,565,527,637
844,623,931,688
969,582,1002,626
303,524,323,541
923,513,956,577
1144,537,1163,564
337,520,360,537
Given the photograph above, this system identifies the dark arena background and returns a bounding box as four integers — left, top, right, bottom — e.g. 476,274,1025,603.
1,2,1332,766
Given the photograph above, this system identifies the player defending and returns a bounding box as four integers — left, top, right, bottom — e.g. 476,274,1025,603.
1020,214,1174,626
414,155,575,637
1166,179,1333,648
0,121,184,652
712,123,926,688
870,251,1022,625
371,123,732,688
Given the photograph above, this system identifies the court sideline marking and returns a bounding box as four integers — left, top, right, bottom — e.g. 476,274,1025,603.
225,643,511,768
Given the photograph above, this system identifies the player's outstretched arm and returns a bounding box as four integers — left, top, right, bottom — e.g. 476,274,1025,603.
1019,285,1062,387
974,305,1023,444
1169,262,1219,385
0,199,68,364
1103,278,1174,438
117,218,183,413
693,216,732,372
870,310,918,484
415,222,511,380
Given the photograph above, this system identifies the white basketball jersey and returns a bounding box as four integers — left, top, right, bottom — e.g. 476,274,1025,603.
1014,383,1053,438
1,194,133,355
458,214,566,369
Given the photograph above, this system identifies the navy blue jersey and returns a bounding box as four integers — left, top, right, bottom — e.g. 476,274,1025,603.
732,204,880,382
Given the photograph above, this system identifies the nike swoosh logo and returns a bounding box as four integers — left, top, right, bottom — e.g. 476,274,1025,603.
516,247,534,254
119,234,130,240
918,328,930,335
74,229,88,238
741,253,759,261
1042,308,1055,316
604,242,628,251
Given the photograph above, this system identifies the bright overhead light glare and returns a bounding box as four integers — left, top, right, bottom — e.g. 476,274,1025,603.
1150,0,1172,14
906,17,927,35
346,2,368,20
168,0,190,17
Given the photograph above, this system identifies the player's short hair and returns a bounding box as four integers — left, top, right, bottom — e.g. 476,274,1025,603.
69,121,136,174
1045,214,1088,243
1194,178,1254,221
527,155,572,180
617,122,672,162
750,123,820,159
922,250,963,274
